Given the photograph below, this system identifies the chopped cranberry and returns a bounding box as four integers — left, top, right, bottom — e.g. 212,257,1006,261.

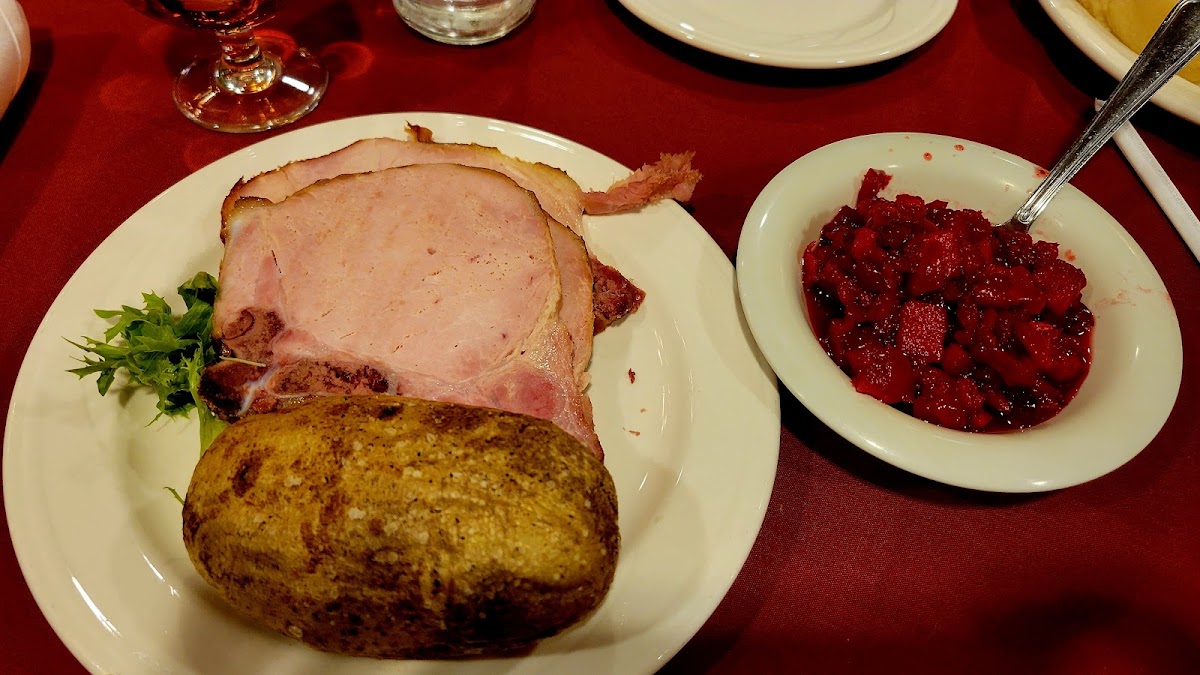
969,264,1040,308
1017,321,1087,383
878,220,915,249
975,346,1039,388
856,168,892,210
1062,304,1095,337
847,344,915,404
1032,240,1060,268
907,230,964,296
799,169,1093,432
820,206,864,249
894,193,927,222
850,228,882,263
912,370,989,431
897,300,948,364
942,343,973,376
1034,258,1088,316
997,229,1036,267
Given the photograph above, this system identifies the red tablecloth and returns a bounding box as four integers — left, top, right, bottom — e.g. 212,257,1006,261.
3,1,1199,673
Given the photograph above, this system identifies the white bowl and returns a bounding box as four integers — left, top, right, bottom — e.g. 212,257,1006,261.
737,132,1182,492
1039,0,1200,126
0,0,30,119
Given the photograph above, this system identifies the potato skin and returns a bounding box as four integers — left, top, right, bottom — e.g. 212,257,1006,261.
182,395,619,659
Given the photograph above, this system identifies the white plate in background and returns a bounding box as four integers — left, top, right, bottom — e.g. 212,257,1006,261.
617,0,957,68
4,112,780,674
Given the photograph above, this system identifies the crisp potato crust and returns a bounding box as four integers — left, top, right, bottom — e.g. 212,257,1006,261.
182,395,619,659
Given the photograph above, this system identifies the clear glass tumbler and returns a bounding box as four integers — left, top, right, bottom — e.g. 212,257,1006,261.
393,0,536,46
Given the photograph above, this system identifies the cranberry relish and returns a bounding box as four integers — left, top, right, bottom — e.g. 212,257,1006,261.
800,169,1094,432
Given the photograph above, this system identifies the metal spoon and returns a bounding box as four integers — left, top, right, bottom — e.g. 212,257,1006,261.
1007,0,1200,232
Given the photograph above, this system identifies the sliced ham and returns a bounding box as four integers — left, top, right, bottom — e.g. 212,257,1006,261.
201,164,602,456
224,126,696,331
223,132,588,237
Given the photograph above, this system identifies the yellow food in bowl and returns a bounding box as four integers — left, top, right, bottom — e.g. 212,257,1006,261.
1078,0,1200,84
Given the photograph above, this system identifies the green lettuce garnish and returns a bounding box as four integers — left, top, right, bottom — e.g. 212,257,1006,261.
67,271,228,453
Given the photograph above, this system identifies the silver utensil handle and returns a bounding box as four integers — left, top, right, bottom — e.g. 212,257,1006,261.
1012,0,1200,229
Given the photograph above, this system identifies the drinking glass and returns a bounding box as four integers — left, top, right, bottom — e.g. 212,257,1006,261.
393,0,536,46
123,0,328,133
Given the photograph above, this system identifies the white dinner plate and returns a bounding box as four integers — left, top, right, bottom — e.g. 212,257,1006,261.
616,0,958,69
4,113,780,674
1039,0,1200,126
737,132,1181,492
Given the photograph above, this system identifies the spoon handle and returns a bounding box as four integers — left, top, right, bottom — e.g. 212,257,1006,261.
1010,0,1200,230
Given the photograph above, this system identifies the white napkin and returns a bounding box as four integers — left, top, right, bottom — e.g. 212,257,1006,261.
1097,99,1200,262
0,0,29,119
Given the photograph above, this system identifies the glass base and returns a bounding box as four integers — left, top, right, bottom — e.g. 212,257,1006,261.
173,37,328,134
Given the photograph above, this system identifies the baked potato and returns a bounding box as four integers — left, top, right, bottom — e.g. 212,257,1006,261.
181,394,619,659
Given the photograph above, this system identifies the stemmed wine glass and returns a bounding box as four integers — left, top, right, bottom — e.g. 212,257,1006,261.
123,0,328,133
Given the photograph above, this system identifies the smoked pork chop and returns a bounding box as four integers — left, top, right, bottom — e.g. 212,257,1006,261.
200,164,602,456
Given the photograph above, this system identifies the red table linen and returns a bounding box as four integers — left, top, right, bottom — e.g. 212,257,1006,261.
3,1,1199,673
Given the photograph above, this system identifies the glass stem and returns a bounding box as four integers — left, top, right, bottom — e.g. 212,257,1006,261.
213,28,280,95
